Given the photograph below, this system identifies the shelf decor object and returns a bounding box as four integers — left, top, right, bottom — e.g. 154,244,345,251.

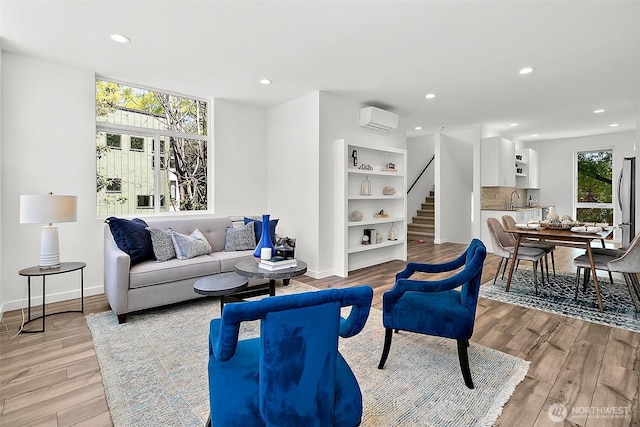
253,214,275,259
389,223,398,241
20,192,78,269
361,176,372,195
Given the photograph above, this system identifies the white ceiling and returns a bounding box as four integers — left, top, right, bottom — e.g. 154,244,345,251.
1,0,639,141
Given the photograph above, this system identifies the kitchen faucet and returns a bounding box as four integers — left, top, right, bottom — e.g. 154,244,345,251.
510,191,520,210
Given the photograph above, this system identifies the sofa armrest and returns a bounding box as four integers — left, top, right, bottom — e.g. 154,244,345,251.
104,225,131,317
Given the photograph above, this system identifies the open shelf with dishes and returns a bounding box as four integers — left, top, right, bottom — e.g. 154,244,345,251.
333,139,407,277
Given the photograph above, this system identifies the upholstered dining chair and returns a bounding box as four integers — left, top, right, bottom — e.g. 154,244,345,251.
377,238,486,389
207,286,373,427
501,215,556,280
574,232,640,312
486,217,547,294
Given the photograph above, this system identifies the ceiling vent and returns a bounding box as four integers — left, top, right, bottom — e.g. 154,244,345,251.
359,107,399,132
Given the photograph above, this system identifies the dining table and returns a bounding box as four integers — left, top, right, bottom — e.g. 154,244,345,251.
504,226,613,312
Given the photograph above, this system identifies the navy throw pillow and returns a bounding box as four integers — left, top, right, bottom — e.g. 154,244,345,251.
105,217,154,265
244,217,279,245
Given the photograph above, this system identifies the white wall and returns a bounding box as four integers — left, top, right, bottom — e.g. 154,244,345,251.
266,92,321,275
435,127,478,244
407,135,435,223
213,99,268,216
0,42,3,316
0,52,269,313
532,130,637,242
1,53,99,311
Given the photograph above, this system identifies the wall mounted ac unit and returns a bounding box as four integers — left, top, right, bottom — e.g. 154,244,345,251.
359,106,399,132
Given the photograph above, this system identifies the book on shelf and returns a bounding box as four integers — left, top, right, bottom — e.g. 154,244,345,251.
260,256,297,266
258,261,298,271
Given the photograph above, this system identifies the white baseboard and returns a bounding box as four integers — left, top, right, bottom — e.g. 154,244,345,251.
1,285,105,313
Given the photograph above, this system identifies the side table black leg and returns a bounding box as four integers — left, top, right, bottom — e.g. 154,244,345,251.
27,277,32,321
81,268,84,313
42,277,46,332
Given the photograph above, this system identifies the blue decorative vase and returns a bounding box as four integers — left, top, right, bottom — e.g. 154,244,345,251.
253,214,275,258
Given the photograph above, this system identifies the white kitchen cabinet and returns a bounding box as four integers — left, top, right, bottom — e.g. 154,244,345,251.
481,136,515,187
528,149,540,189
333,139,407,277
515,148,540,189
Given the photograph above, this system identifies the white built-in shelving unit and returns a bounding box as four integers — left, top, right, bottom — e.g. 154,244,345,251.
333,139,407,277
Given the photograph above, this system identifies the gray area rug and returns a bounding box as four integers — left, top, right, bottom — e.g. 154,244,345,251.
480,270,640,333
87,282,530,426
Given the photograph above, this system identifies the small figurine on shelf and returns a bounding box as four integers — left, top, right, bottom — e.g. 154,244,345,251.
351,150,358,167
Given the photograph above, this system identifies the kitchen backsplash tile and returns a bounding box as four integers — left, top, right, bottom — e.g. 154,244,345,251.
481,187,527,209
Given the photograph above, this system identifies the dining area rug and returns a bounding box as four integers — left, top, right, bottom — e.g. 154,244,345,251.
87,281,530,426
480,270,640,333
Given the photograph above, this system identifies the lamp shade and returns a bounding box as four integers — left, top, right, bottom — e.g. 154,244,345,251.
20,194,77,224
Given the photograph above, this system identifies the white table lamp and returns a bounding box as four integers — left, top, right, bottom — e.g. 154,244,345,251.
20,193,77,269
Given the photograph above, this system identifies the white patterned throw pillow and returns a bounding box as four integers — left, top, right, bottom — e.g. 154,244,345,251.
171,228,213,260
224,222,256,251
147,227,176,262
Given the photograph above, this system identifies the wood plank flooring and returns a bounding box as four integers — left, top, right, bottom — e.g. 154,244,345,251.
1,241,638,426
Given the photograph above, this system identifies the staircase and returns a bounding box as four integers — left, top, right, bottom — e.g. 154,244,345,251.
407,191,435,241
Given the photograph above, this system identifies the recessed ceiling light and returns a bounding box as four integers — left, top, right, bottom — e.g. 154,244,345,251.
425,93,436,99
531,134,538,137
259,79,272,85
510,123,519,127
414,126,422,131
610,123,620,127
593,109,605,114
110,34,131,43
519,67,535,75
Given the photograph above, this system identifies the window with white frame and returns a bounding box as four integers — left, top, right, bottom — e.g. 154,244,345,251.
96,79,208,215
575,149,613,224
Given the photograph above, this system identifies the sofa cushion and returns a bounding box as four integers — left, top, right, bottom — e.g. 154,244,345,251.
129,255,222,289
225,223,256,251
209,250,255,272
244,216,279,245
147,227,176,262
172,228,213,260
105,217,154,265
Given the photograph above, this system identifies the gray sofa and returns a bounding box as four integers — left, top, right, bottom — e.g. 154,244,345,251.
104,217,256,323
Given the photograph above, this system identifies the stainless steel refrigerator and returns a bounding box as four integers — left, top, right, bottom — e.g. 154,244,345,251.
618,157,636,247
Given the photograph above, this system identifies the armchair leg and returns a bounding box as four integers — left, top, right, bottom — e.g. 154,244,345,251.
457,340,474,389
205,414,211,427
378,328,394,369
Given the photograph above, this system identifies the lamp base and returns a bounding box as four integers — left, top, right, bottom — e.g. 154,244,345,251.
40,225,60,269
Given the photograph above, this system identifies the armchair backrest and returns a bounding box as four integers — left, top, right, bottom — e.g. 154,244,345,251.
211,286,373,426
460,239,488,317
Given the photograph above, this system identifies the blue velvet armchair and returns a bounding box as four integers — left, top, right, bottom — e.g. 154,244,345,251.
208,286,373,427
378,239,487,389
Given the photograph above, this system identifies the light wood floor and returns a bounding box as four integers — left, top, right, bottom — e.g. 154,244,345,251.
1,241,638,426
